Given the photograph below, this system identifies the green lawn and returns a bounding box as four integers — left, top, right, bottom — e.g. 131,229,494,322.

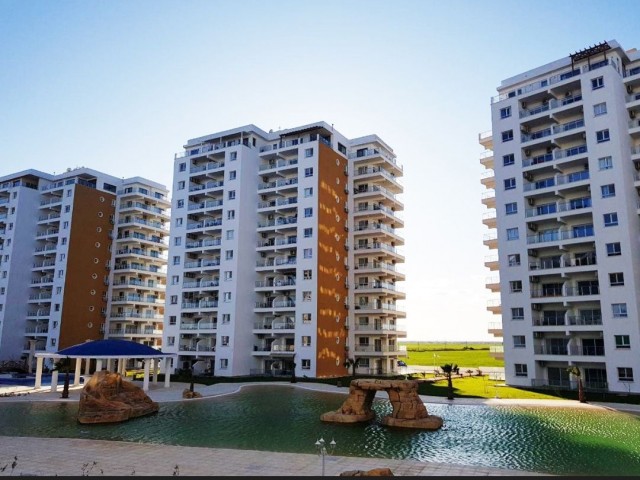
401,342,504,368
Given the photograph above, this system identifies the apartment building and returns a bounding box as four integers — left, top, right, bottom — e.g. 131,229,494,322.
0,167,169,371
480,40,640,394
164,122,406,378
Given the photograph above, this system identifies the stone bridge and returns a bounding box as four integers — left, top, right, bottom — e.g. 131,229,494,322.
320,378,443,430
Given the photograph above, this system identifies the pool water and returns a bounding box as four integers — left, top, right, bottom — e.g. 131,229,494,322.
0,385,639,476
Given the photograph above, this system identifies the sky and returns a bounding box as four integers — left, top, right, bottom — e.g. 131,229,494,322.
1,0,638,342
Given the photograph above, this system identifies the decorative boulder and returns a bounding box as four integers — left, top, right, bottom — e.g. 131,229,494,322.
77,371,159,424
339,468,394,476
182,389,202,399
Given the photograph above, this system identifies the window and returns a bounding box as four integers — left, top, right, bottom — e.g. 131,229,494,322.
303,291,311,302
222,313,230,324
304,207,313,218
51,338,56,347
176,199,184,208
58,269,64,278
228,190,236,200
505,202,518,215
500,106,511,119
598,156,613,170
227,210,235,220
501,130,514,142
304,187,313,197
606,242,621,256
510,280,522,293
223,292,232,302
170,295,178,304
66,189,72,197
303,248,312,259
220,359,228,369
511,307,524,320
169,315,176,325
304,167,314,177
175,218,183,227
302,336,311,346
61,238,67,245
63,221,69,229
224,271,233,281
591,76,604,89
506,227,519,241
167,336,175,346
230,151,237,161
596,129,610,143
612,303,628,318
618,367,633,382
301,359,311,370
514,364,528,377
225,250,233,260
303,269,312,280
615,335,631,349
601,184,616,198
229,170,236,180
604,213,618,226
221,336,229,346
305,148,313,158
226,230,234,240
504,178,516,190
174,237,182,246
173,255,180,265
171,275,179,285
65,205,70,213
594,102,607,116
179,162,186,172
304,228,312,238
508,254,521,266
609,272,625,286
503,154,515,166
513,335,526,348
178,181,185,190
302,313,312,323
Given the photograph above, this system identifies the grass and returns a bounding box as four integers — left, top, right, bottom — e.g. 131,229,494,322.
401,342,504,368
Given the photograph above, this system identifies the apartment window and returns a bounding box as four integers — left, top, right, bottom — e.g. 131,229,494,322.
62,221,69,229
228,190,236,200
609,272,625,286
618,367,633,382
57,269,64,278
303,269,312,280
303,291,311,302
503,154,515,166
171,275,179,285
506,227,519,241
603,212,618,226
177,199,184,208
223,292,232,302
220,359,228,369
612,303,628,318
175,218,183,227
56,287,62,294
504,178,516,190
304,207,313,218
304,228,312,238
601,184,616,198
179,162,186,172
227,210,235,220
65,205,70,213
174,237,182,246
169,315,176,325
170,295,177,304
303,248,312,259
59,253,65,261
304,187,313,197
224,271,232,281
591,76,604,90
505,202,517,215
229,170,236,180
61,237,67,245
615,335,631,349
513,335,526,348
305,148,313,158
66,189,72,197
301,359,311,370
172,255,180,265
222,313,231,324
304,167,314,177
54,303,60,312
226,230,234,240
302,313,312,324
230,151,237,161
178,181,185,190
167,336,175,346
302,336,311,346
225,250,233,260
508,254,521,266
596,129,610,143
514,364,528,377
51,338,56,347
501,130,514,142
511,307,524,320
500,106,511,119
606,242,621,256
594,102,607,116
598,156,613,170
509,280,522,293
221,336,229,346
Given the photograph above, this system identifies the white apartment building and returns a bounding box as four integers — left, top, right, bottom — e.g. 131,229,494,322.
164,122,406,378
0,168,169,371
480,40,640,394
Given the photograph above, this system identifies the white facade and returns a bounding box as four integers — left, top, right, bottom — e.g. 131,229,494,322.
481,40,640,393
164,122,406,378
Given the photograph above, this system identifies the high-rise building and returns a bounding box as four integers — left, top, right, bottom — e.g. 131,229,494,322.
164,122,406,378
480,40,640,394
0,167,170,371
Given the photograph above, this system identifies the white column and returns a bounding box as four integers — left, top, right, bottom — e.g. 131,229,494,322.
28,340,37,374
50,370,59,392
152,359,158,384
142,360,150,392
107,359,114,372
163,358,171,388
74,359,82,386
34,357,44,389
84,358,91,375
96,359,103,372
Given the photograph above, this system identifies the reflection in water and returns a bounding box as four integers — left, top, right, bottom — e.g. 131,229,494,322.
0,385,639,476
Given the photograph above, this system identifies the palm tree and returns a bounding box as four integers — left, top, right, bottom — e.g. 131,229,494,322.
441,363,458,400
567,366,587,403
343,358,361,377
53,357,72,399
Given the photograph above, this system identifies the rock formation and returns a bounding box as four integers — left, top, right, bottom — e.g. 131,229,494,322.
339,468,394,476
77,371,159,424
321,379,443,430
182,389,202,399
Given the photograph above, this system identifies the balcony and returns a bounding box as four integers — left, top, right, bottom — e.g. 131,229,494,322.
485,276,500,292
484,255,499,271
478,131,493,149
481,190,496,209
488,322,503,337
526,225,594,245
482,211,497,229
483,233,497,249
486,299,501,314
489,345,504,359
256,257,297,269
480,170,495,189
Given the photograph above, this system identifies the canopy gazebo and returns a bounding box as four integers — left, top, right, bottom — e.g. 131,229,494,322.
35,339,175,392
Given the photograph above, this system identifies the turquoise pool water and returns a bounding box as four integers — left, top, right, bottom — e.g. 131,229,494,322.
0,385,639,476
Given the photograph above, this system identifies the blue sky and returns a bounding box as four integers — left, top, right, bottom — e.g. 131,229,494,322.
1,0,638,341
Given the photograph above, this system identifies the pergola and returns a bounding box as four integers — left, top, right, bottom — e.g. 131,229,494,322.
34,339,175,392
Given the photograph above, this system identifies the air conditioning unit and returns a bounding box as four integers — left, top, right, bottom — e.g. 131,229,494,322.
627,85,633,94
525,149,531,156
268,214,274,220
528,223,538,232
527,198,535,206
289,250,296,255
546,146,553,154
530,276,540,283
260,252,266,258
521,101,527,109
565,91,572,97
631,111,637,119
520,125,530,133
523,172,533,181
582,132,587,139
